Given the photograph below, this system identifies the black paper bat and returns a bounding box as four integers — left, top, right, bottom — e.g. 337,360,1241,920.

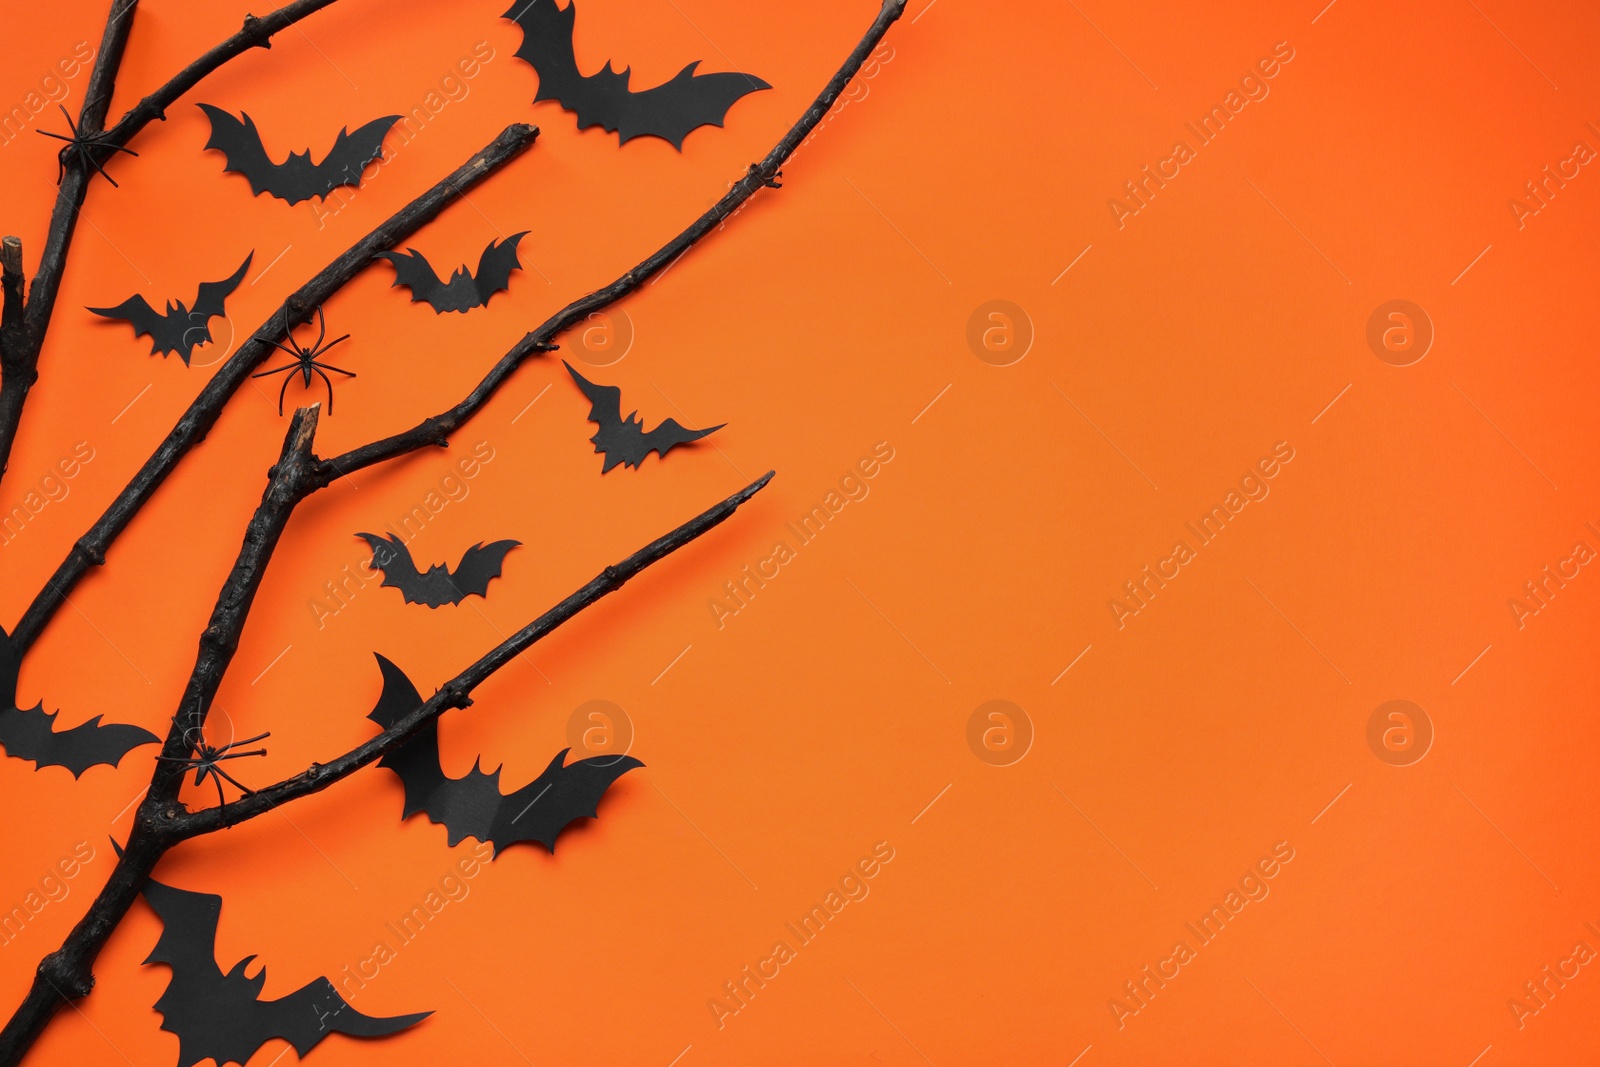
198,104,400,205
375,232,528,314
366,654,642,855
356,533,520,608
138,872,430,1067
504,0,770,149
87,253,252,365
564,361,723,472
0,625,157,777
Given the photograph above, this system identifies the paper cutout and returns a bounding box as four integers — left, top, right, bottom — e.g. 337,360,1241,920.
87,253,252,365
138,872,430,1067
564,361,722,472
504,0,770,149
252,306,354,414
356,533,519,608
0,625,157,776
376,233,528,314
366,654,642,855
198,104,399,205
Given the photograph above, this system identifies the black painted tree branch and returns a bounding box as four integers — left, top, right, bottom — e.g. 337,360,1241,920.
0,393,769,1061
9,123,541,655
0,0,350,480
318,0,911,485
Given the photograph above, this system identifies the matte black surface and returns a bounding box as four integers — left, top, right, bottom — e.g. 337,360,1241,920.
198,104,399,205
565,361,723,472
87,253,252,365
504,0,770,149
356,532,519,607
366,654,642,855
376,232,528,313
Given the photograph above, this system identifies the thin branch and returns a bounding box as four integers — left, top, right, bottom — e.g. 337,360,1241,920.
9,123,540,656
0,238,23,360
318,0,911,486
0,0,351,481
177,470,773,836
0,0,137,478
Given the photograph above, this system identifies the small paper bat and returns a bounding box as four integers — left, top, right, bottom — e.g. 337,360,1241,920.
356,532,520,608
198,104,400,205
87,253,253,365
0,625,157,777
564,362,722,472
366,654,642,855
375,232,529,314
138,872,430,1067
504,0,770,149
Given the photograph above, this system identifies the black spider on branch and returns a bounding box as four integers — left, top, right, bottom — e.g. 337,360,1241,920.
155,729,270,814
36,104,138,187
252,306,355,414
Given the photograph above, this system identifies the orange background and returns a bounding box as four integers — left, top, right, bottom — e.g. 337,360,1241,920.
2,0,1599,1064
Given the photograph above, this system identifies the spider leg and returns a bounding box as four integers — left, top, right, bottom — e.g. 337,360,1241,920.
216,731,271,753
251,363,298,379
212,772,228,811
265,335,306,360
315,333,353,359
209,748,269,762
312,306,327,351
35,130,73,144
210,764,258,797
312,359,357,377
277,372,293,416
312,366,337,413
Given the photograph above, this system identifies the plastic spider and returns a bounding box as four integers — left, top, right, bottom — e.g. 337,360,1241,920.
156,730,271,814
252,306,356,415
36,104,138,187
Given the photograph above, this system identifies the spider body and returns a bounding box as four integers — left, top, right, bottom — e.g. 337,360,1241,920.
252,306,355,414
156,730,270,818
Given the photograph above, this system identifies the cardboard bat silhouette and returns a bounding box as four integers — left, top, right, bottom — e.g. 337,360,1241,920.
87,253,252,365
564,361,723,472
198,104,400,205
356,533,520,607
366,654,642,855
137,871,429,1067
376,232,528,314
0,625,157,776
504,0,770,149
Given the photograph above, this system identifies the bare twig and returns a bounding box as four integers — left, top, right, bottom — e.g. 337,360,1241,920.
318,0,911,485
9,123,541,656
0,0,352,479
0,238,23,359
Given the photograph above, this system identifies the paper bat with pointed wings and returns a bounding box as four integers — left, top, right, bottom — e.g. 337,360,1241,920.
87,253,252,365
357,533,519,608
376,233,528,314
137,872,429,1067
198,104,400,205
504,0,770,149
564,361,723,472
366,654,642,855
0,625,157,776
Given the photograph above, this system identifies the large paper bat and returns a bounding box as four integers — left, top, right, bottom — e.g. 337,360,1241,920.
138,872,430,1067
564,361,723,472
356,533,520,608
87,253,252,365
375,233,528,314
503,0,770,149
198,104,400,205
366,654,642,855
0,625,157,777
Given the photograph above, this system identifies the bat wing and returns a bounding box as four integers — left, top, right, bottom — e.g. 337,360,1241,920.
505,0,768,149
172,252,254,364
563,360,631,472
0,624,157,776
310,115,402,199
140,874,426,1067
198,104,284,199
618,61,771,149
443,540,521,602
469,231,528,308
374,248,457,311
365,656,640,854
357,532,435,605
639,414,725,465
487,747,644,855
86,294,187,358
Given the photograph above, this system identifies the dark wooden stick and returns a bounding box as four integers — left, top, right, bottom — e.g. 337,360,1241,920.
0,460,771,1065
0,405,324,1066
0,0,137,478
317,0,910,486
0,238,23,359
8,123,540,656
0,0,351,480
